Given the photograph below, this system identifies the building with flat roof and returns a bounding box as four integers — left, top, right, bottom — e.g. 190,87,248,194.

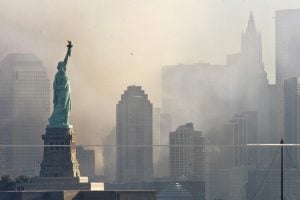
77,146,95,178
169,123,204,181
276,9,300,85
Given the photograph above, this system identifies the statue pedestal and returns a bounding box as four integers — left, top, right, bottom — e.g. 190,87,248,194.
21,127,104,191
39,127,80,177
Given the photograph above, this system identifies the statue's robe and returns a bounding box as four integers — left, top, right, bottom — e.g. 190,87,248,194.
48,69,71,127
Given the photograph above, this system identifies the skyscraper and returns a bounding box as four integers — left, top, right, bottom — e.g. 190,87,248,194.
77,146,95,178
103,127,116,182
276,9,300,85
228,12,268,115
116,86,153,182
223,112,259,169
227,12,275,148
0,54,49,176
153,107,161,176
284,77,300,168
169,123,204,181
156,113,172,177
275,9,300,141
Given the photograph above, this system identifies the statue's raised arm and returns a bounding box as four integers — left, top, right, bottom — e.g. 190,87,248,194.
60,41,73,72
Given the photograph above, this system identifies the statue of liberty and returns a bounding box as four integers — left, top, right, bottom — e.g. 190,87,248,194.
48,41,73,128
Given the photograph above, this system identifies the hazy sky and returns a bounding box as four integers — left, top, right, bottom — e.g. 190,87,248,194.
1,0,300,144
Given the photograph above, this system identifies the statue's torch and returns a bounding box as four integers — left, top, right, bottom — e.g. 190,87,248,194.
67,41,73,57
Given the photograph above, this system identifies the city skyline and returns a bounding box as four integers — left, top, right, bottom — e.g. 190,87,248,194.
1,2,300,199
2,2,300,146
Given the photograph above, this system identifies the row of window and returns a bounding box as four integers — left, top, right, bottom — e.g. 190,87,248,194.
15,72,48,80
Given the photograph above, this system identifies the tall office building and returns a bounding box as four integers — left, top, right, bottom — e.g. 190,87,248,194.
208,110,259,200
77,146,95,178
0,54,49,176
169,123,204,181
155,113,172,177
153,107,161,177
227,12,268,123
284,77,300,168
276,9,300,85
116,86,153,182
227,13,276,166
103,127,116,182
275,9,300,141
153,107,161,162
229,12,268,114
223,112,259,169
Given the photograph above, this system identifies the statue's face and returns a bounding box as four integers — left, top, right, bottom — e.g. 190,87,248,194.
57,62,63,70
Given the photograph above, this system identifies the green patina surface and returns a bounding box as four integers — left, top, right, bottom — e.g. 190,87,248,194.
48,41,73,128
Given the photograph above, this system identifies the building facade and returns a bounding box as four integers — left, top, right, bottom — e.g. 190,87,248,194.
155,113,172,177
275,9,300,142
226,12,276,169
223,111,259,168
284,77,300,168
169,123,204,181
77,146,95,178
153,107,161,177
116,86,153,182
228,12,268,116
103,127,116,182
276,9,300,85
0,53,49,176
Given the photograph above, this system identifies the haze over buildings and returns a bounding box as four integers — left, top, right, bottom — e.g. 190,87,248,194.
161,62,229,134
1,1,300,199
1,1,300,143
0,53,49,176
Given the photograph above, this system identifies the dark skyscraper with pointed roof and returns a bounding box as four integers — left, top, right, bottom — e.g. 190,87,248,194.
116,86,153,182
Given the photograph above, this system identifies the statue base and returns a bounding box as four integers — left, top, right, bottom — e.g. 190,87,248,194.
39,127,80,177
